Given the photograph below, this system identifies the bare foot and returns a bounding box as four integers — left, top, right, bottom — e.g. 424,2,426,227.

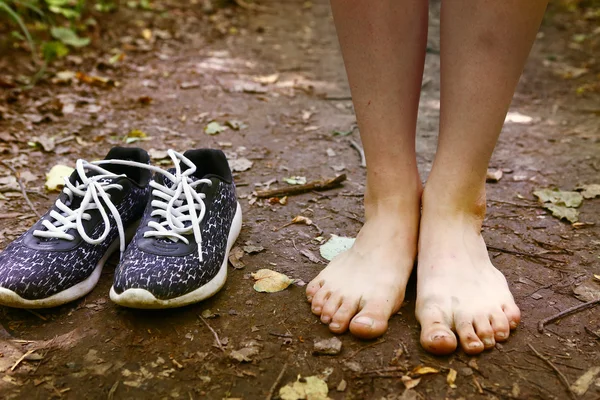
306,195,420,339
416,190,521,355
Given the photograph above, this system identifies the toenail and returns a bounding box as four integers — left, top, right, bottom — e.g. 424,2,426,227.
354,316,374,327
483,338,494,347
469,341,482,349
329,323,341,330
510,321,518,329
431,333,449,342
496,332,507,339
313,307,321,313
307,296,313,302
322,316,331,323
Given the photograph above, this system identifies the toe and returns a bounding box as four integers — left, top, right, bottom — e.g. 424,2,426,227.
473,315,495,349
311,286,330,315
321,293,342,325
306,278,324,301
502,302,521,330
349,304,390,340
456,317,485,355
329,298,360,334
490,309,511,341
417,304,457,355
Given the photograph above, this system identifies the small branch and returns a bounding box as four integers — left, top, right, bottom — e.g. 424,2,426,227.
2,161,41,219
11,349,34,371
585,326,600,340
266,362,287,400
256,174,346,198
538,298,600,333
349,140,366,168
528,344,575,399
198,315,225,353
347,339,386,359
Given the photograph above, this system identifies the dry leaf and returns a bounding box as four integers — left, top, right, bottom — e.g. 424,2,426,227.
45,165,74,192
447,368,457,389
412,366,440,376
571,366,600,396
279,375,329,400
253,73,279,84
486,169,503,183
401,376,421,390
577,184,600,199
291,215,312,226
251,269,294,293
228,246,245,269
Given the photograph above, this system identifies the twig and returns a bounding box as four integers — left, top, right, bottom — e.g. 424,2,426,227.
256,174,346,198
198,315,225,353
234,0,275,13
487,199,540,209
538,298,600,333
107,380,119,400
266,362,287,400
486,245,567,264
11,349,34,371
269,332,293,338
349,140,366,168
528,344,575,399
2,161,41,218
25,309,47,321
355,365,406,377
347,339,386,359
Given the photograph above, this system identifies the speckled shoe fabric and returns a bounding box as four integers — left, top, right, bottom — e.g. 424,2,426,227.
110,149,242,309
0,147,152,308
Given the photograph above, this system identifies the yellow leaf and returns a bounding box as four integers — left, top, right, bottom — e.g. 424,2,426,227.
447,368,457,388
412,366,439,376
142,29,152,41
279,375,329,400
45,165,74,192
251,269,294,293
291,215,312,225
401,375,421,389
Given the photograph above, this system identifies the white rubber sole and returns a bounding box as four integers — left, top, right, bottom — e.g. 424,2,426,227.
109,202,242,309
0,222,140,309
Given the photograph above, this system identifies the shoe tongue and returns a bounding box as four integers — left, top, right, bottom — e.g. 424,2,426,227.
160,168,201,190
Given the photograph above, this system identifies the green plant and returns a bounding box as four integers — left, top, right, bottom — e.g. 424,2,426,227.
0,0,39,62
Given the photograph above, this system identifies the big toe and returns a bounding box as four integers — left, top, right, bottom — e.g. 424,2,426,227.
349,307,390,339
418,307,458,355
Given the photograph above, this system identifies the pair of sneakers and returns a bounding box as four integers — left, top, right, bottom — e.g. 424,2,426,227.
0,147,242,309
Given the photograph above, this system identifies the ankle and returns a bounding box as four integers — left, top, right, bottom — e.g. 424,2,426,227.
364,181,423,221
421,183,487,223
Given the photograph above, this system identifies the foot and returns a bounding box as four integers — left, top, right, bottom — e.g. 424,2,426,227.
306,195,420,339
416,190,521,355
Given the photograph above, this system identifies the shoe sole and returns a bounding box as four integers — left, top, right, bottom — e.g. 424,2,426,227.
0,221,140,309
109,202,243,309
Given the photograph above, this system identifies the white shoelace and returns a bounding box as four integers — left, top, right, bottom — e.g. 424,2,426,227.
96,150,212,261
33,160,129,254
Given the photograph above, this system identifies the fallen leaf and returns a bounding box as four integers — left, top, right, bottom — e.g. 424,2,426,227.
228,246,245,269
205,122,227,135
243,245,264,254
571,366,600,396
313,337,342,355
412,366,440,376
253,73,279,84
319,235,355,261
573,278,600,302
505,112,533,124
577,184,600,199
291,215,312,226
300,249,323,264
45,165,74,192
533,189,583,208
447,368,457,389
149,149,169,160
124,129,150,144
229,341,262,363
326,148,336,157
180,81,201,89
279,375,329,400
142,28,152,41
284,176,307,185
53,70,76,85
336,379,347,392
76,72,117,87
201,309,218,319
401,376,421,390
228,158,253,172
545,204,579,223
30,135,56,152
251,269,294,293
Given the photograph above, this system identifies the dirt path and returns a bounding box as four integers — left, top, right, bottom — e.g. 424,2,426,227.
0,1,599,399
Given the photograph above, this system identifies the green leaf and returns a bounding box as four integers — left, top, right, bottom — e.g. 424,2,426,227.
51,27,90,47
205,122,227,135
283,176,306,185
41,41,69,61
533,188,583,208
0,0,38,62
544,204,579,224
319,234,355,261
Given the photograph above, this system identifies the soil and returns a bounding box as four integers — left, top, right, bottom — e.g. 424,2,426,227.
0,1,599,399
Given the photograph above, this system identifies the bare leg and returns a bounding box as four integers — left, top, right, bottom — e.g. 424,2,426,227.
306,0,427,338
417,0,548,355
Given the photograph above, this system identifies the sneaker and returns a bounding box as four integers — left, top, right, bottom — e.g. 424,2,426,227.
0,147,152,308
110,149,242,309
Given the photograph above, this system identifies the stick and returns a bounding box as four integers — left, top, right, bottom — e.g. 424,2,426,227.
11,349,34,371
2,161,41,219
107,380,119,400
538,298,600,333
256,174,346,198
486,245,567,264
585,326,600,340
198,315,225,353
349,140,366,168
347,339,386,359
266,362,287,400
234,0,275,13
528,344,575,399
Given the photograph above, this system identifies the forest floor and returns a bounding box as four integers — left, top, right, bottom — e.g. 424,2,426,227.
0,1,599,399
